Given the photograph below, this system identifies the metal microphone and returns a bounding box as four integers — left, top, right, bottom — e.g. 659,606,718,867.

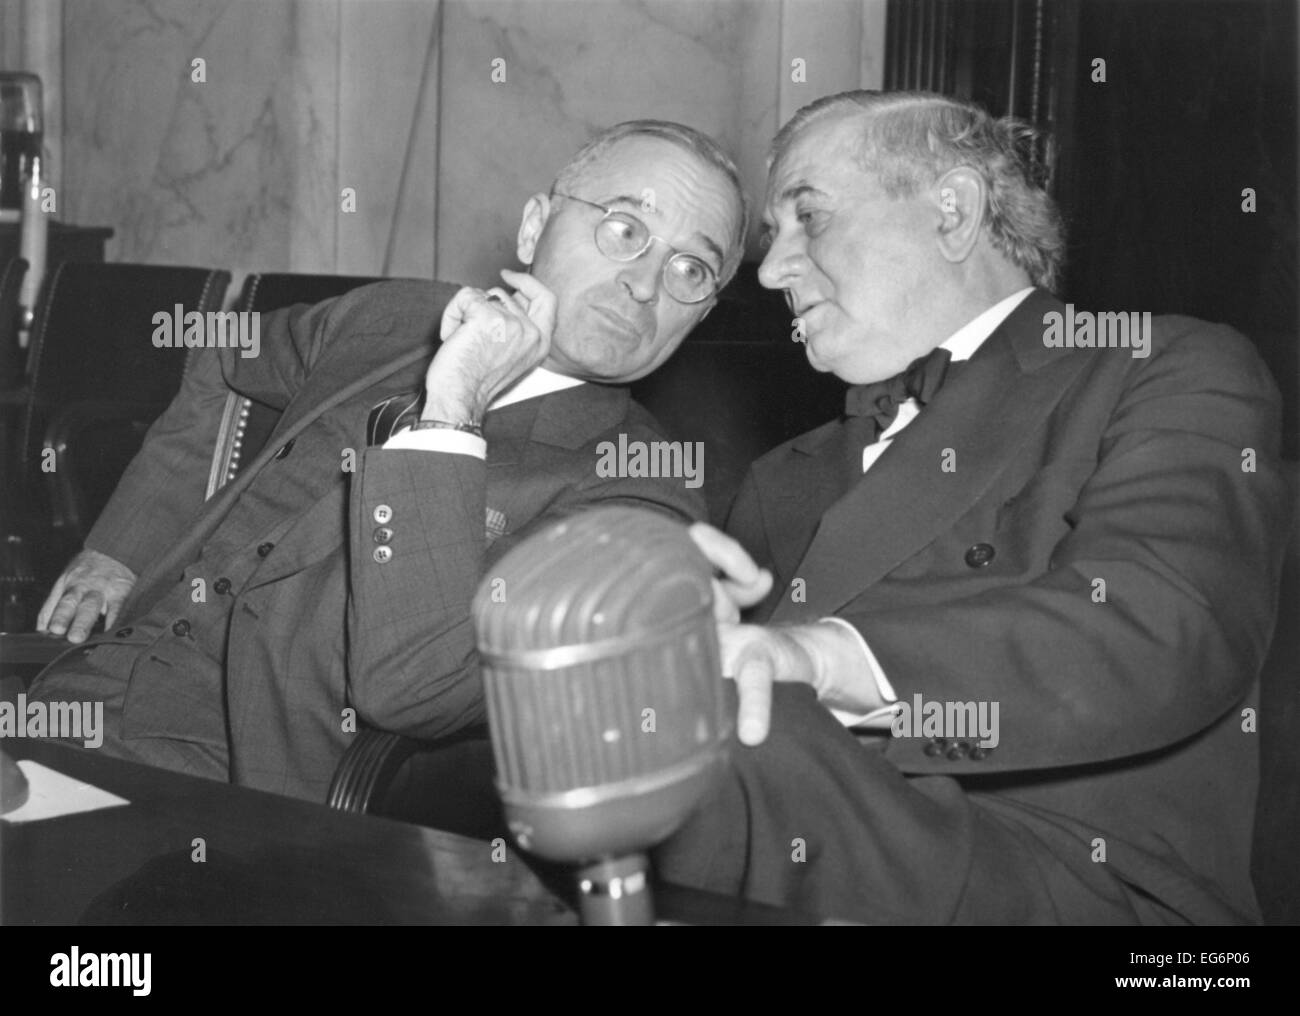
473,506,728,925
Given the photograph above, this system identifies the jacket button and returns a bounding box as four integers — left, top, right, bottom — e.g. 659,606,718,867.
970,746,989,760
373,526,393,544
214,577,232,594
172,619,191,637
115,627,133,638
946,741,970,761
274,439,296,460
964,543,996,568
923,741,944,757
373,546,393,564
373,504,393,525
257,542,274,557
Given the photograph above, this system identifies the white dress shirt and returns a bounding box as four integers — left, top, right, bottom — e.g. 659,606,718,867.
825,287,1035,728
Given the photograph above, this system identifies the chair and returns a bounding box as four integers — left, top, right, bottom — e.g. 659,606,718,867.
6,261,230,612
0,256,28,390
206,273,387,497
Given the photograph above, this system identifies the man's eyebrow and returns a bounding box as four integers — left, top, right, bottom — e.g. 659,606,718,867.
605,194,649,213
605,194,726,271
777,182,829,204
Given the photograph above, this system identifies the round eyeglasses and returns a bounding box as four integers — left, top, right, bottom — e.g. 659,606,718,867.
553,192,721,304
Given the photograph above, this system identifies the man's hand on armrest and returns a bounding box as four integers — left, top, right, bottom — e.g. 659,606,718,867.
36,550,137,643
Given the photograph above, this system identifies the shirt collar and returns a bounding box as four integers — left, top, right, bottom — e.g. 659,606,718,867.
489,366,585,411
941,286,1035,362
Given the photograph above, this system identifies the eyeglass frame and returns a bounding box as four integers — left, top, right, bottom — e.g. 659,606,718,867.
550,191,723,304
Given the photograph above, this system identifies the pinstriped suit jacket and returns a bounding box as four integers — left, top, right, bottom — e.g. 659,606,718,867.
81,280,706,800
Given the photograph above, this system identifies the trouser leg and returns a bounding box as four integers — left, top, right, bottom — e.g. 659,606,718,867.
25,643,229,782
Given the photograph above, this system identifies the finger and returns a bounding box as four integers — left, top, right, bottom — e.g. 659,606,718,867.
688,523,772,608
710,577,740,624
103,597,124,632
733,648,775,746
725,568,773,610
483,286,516,310
64,592,103,644
36,574,70,631
47,586,93,638
45,589,84,635
440,286,491,340
482,286,532,330
500,269,557,340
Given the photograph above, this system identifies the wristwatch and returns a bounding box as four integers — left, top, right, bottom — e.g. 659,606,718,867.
410,418,484,437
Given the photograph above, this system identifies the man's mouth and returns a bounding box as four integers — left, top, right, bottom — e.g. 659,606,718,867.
592,305,642,338
786,291,825,318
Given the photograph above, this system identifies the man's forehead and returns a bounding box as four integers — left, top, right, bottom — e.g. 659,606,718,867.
766,115,867,203
580,139,737,250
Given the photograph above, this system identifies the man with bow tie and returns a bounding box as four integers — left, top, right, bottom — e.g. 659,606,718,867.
659,90,1292,924
27,120,745,801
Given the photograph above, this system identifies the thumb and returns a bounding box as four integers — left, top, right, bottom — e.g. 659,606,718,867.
731,642,776,746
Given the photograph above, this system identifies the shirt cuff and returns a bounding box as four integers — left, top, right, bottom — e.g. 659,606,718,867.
383,425,487,459
817,616,899,730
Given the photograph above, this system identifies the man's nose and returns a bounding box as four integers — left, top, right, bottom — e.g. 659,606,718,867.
757,233,806,291
617,250,664,304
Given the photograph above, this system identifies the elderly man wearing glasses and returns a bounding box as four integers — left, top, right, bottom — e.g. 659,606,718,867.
28,120,747,802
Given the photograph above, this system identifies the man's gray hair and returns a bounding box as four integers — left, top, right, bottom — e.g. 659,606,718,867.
553,120,750,284
771,91,1065,292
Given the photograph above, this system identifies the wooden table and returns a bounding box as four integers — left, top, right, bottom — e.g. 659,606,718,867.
0,739,817,925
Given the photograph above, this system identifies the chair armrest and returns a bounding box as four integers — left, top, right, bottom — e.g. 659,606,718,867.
0,631,69,684
42,400,161,536
327,728,425,814
0,631,68,664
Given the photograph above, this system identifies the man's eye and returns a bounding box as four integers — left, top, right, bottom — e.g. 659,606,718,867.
797,209,824,231
672,257,710,285
602,215,644,249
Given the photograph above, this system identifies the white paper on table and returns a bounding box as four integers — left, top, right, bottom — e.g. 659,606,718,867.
0,760,129,823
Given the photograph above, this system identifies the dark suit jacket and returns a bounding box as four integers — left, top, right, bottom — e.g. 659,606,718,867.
726,289,1291,923
79,280,705,800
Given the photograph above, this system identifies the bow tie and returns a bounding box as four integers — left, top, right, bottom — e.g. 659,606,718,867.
844,346,959,444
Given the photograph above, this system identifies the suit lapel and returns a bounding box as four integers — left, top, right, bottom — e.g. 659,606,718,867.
771,289,1088,622
748,419,848,587
482,382,630,538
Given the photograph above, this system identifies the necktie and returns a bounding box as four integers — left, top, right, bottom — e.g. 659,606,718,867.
842,346,959,480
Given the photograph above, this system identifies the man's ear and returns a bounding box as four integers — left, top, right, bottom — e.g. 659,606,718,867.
933,167,985,265
516,193,552,265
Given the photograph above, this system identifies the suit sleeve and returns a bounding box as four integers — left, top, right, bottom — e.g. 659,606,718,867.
82,296,360,574
840,323,1292,769
345,445,706,740
84,346,230,575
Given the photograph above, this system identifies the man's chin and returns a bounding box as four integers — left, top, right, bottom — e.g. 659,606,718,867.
553,325,649,381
